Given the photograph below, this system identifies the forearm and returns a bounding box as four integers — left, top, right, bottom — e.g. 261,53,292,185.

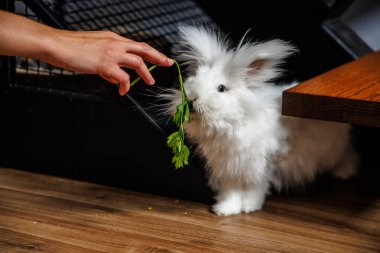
0,10,56,61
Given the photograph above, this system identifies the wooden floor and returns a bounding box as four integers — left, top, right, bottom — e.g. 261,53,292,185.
0,167,379,253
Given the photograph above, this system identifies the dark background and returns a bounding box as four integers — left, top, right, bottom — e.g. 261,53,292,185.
0,0,379,203
197,0,353,81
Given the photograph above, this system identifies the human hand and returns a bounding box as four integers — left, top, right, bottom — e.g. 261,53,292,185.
0,11,173,95
47,30,174,95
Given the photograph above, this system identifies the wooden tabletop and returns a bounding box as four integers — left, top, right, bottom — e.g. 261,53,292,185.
0,167,379,252
282,51,380,127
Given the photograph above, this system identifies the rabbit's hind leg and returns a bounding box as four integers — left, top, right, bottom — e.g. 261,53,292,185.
331,144,359,180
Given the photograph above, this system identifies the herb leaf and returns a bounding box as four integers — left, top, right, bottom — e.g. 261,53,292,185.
130,59,192,169
167,130,190,168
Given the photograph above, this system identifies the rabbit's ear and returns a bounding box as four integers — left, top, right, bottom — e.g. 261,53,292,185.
232,39,297,86
176,26,230,68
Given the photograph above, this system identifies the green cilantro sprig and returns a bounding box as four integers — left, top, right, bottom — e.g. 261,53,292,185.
130,60,193,169
166,60,193,169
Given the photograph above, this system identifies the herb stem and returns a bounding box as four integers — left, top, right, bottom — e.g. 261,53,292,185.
172,60,186,102
130,64,158,87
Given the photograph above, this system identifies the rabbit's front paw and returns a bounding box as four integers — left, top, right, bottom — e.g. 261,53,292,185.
212,198,242,216
212,187,267,215
241,193,264,213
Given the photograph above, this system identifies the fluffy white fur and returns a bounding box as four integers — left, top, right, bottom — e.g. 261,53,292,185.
163,26,358,216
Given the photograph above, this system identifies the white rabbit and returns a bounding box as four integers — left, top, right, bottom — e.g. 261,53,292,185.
163,26,358,216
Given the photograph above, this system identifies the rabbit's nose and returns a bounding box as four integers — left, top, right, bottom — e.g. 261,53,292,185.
190,97,198,103
188,95,197,101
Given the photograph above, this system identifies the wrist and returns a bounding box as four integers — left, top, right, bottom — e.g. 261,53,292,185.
37,27,63,65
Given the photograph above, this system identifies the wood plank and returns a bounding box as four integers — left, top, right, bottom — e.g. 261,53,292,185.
0,229,101,253
282,51,380,127
0,167,379,252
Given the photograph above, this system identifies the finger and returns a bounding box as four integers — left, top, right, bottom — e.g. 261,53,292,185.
100,67,131,95
119,53,155,85
124,42,173,67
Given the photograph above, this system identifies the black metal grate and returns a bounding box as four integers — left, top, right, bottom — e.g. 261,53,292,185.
7,0,218,133
57,0,212,53
7,0,216,104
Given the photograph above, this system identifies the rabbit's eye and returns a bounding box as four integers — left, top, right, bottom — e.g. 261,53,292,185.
217,84,226,92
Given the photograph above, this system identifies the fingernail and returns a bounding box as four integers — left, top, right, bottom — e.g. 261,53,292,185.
150,77,155,85
167,58,174,65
